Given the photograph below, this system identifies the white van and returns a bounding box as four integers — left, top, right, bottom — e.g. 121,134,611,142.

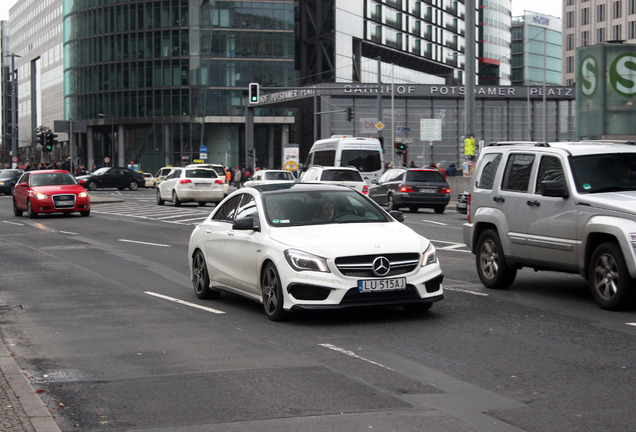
303,136,384,184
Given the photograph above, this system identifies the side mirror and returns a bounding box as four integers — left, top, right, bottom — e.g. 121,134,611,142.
541,180,568,198
233,217,259,232
78,179,86,185
389,210,405,222
18,182,28,188
372,179,379,185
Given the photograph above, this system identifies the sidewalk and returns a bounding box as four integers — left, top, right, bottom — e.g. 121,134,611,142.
0,341,61,432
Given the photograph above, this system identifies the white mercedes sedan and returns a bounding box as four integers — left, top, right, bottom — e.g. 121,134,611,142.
187,183,444,320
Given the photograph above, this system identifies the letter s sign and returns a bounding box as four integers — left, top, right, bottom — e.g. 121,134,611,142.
609,53,636,97
579,55,598,97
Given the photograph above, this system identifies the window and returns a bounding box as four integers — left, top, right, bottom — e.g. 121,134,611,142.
613,24,622,39
536,156,565,194
614,0,623,18
582,30,590,46
475,153,502,190
597,4,606,21
582,8,590,25
566,11,575,28
234,195,259,228
502,154,535,192
212,194,242,222
566,34,575,50
597,27,606,42
629,20,636,39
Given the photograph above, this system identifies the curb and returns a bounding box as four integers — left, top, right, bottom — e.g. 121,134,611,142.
0,342,61,432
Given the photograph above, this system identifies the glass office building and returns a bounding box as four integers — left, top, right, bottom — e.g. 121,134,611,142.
63,0,295,171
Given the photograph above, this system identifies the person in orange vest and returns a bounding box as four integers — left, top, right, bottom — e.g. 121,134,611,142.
225,168,232,184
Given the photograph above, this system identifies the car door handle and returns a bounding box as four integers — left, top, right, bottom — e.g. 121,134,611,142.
527,200,540,207
493,196,505,203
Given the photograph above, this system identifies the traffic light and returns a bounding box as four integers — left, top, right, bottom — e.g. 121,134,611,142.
249,83,259,104
45,132,57,152
248,148,255,157
35,128,44,147
346,106,354,122
394,141,407,154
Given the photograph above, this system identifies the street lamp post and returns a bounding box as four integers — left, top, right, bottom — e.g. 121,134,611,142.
4,53,21,168
98,114,114,166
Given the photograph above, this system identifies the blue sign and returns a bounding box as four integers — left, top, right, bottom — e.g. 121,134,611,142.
199,145,207,153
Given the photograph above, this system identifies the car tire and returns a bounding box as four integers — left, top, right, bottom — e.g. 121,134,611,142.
27,200,37,219
409,206,419,213
157,189,164,205
434,206,445,214
198,202,206,207
129,181,139,191
80,210,90,217
172,191,181,207
13,199,23,217
87,181,97,191
403,303,432,313
192,250,220,299
388,194,398,210
588,242,635,310
261,262,287,321
476,229,516,289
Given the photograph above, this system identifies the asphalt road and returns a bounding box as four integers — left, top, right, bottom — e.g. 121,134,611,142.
0,189,634,432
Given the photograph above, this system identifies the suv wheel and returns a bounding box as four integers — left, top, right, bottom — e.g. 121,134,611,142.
589,242,635,310
476,229,517,289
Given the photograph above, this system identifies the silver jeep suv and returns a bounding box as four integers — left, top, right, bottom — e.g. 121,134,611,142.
463,141,636,310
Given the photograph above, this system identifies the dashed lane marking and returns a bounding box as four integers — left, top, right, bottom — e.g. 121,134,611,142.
145,291,225,314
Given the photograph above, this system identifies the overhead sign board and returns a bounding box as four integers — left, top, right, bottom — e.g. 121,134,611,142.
420,119,442,141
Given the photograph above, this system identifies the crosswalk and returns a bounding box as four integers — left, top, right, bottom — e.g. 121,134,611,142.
91,202,212,225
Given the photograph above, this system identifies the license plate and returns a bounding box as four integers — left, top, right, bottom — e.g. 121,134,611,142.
56,201,74,206
195,183,209,187
419,187,436,193
358,277,406,293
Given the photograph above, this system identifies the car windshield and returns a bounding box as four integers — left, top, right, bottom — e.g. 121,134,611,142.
264,190,388,226
92,168,110,175
405,170,445,182
0,171,20,179
186,169,217,179
570,153,636,193
320,170,363,182
264,171,293,181
30,172,78,186
340,149,382,172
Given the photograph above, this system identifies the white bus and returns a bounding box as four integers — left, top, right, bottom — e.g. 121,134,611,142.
303,136,384,184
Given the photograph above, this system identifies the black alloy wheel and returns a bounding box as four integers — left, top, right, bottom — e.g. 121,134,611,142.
192,250,220,299
261,263,287,321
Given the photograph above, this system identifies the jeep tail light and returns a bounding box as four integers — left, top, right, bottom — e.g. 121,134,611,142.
215,179,223,184
400,185,415,192
441,187,451,194
180,179,192,184
362,185,369,194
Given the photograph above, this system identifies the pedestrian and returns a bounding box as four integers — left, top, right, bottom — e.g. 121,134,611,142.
234,167,242,187
435,162,447,178
225,167,232,184
446,163,457,177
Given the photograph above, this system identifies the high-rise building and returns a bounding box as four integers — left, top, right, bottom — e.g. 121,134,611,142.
477,0,512,85
563,0,636,85
511,12,562,86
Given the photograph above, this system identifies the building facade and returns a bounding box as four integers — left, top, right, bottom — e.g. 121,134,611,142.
511,12,562,86
477,0,512,85
563,0,636,85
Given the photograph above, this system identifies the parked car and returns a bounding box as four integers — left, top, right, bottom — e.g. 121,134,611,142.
142,172,156,188
188,183,444,320
77,167,145,191
186,164,229,195
463,140,636,310
0,169,24,195
154,166,177,188
243,169,295,187
157,167,225,206
299,166,368,193
456,190,469,214
13,170,90,218
368,167,450,213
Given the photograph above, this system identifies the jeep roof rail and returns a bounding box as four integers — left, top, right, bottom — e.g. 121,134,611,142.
576,140,636,145
488,141,549,147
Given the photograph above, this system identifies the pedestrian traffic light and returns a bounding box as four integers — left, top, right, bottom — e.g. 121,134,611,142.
346,106,354,122
44,132,57,152
249,83,259,104
35,128,44,146
395,141,406,154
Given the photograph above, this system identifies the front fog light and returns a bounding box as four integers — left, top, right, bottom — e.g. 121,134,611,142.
422,243,437,266
284,249,330,273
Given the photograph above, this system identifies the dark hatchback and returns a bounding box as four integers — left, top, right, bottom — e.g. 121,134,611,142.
0,169,24,195
77,167,145,191
368,167,450,213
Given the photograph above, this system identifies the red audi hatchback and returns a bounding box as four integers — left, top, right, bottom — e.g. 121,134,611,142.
13,170,90,218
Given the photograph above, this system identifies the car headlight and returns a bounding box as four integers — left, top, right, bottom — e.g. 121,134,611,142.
422,243,437,266
284,249,330,273
35,192,49,199
79,191,88,198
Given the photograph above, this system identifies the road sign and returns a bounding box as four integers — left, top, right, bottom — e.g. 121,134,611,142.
375,121,385,131
420,119,442,141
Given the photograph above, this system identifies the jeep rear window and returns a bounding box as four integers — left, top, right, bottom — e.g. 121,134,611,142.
475,153,502,190
501,154,534,192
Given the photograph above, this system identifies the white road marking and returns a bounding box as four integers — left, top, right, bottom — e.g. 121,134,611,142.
444,286,489,297
627,323,636,328
145,291,226,314
319,343,394,371
58,231,77,235
118,239,171,247
3,220,24,226
421,219,448,226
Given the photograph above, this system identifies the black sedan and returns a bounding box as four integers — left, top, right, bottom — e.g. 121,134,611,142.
0,169,24,195
77,167,145,191
368,167,450,213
